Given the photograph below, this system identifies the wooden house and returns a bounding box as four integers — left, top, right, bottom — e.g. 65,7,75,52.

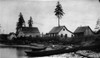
48,26,73,37
17,27,40,37
8,32,16,40
74,26,94,37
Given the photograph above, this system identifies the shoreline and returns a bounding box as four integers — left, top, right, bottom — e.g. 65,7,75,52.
0,43,40,49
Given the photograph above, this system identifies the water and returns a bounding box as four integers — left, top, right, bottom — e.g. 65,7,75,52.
0,47,28,58
0,46,100,58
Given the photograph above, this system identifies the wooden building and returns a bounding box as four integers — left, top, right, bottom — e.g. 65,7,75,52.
17,27,40,37
74,26,94,37
8,32,16,40
48,26,73,37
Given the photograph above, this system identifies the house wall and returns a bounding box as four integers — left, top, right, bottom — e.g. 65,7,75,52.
84,29,93,36
18,32,25,37
74,33,84,37
25,33,40,37
8,34,16,40
58,27,72,37
18,32,40,37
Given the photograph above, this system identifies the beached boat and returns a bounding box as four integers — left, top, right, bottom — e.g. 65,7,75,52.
26,44,100,57
31,46,47,51
25,46,66,57
30,43,47,51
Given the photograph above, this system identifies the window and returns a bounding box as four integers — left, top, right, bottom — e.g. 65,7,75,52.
63,29,65,31
61,34,63,37
65,34,67,38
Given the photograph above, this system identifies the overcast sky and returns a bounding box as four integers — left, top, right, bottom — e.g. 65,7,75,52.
0,0,100,34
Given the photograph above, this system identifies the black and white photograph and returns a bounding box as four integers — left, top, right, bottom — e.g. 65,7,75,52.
0,0,100,58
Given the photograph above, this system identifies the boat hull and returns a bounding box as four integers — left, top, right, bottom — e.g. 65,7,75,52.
25,44,100,57
25,47,66,57
32,47,46,51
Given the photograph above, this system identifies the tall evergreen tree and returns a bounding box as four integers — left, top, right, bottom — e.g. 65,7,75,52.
28,16,33,27
18,12,25,27
16,12,25,33
54,1,64,26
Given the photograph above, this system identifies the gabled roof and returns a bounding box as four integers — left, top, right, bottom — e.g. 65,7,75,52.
21,27,40,33
49,26,72,34
74,26,93,33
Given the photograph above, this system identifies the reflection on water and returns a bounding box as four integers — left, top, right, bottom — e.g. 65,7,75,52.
0,48,18,58
0,47,29,58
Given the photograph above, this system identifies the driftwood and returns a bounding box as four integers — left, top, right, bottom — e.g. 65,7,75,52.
75,52,91,58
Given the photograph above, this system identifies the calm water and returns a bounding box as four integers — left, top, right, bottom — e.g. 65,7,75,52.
0,47,28,58
0,47,100,58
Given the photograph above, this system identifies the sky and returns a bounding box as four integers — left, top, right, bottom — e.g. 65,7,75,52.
0,0,100,34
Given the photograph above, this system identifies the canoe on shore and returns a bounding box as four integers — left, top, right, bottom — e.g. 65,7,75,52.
32,46,47,51
25,44,100,57
25,46,66,57
30,43,47,51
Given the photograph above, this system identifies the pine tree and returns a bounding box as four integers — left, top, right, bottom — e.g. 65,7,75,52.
16,12,25,33
18,12,25,27
28,16,33,27
54,1,64,26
